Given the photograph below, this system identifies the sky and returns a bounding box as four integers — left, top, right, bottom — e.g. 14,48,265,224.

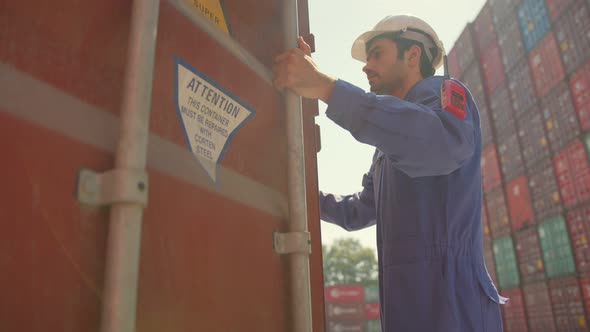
308,0,487,252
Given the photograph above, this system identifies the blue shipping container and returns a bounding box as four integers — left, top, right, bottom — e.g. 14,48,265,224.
517,0,551,50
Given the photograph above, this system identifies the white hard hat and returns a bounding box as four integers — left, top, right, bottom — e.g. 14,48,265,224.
351,15,446,70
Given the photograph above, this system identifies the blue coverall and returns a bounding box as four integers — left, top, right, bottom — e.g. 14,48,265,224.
320,77,507,331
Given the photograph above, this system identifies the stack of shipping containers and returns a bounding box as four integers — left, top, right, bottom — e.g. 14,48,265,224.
448,0,590,330
324,284,382,332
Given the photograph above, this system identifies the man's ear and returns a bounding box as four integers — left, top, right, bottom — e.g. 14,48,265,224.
406,44,421,68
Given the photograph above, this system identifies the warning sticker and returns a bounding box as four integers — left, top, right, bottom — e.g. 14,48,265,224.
187,0,231,35
174,56,254,182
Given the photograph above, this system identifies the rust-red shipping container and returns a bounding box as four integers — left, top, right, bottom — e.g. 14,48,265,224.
523,282,558,332
548,277,588,332
545,0,575,20
497,11,526,72
326,303,366,322
325,285,365,304
483,201,492,246
570,59,590,131
508,59,538,114
529,32,566,98
514,227,546,284
490,84,517,139
364,303,380,321
486,187,512,238
473,3,498,53
0,1,327,331
541,82,580,153
501,288,529,332
498,133,525,181
528,158,563,220
517,106,551,170
566,207,590,273
553,0,590,74
482,144,503,192
507,176,535,230
461,64,493,145
481,42,507,96
455,24,477,73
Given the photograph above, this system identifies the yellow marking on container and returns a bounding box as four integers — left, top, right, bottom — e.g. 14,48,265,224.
553,192,560,202
580,316,586,327
581,234,587,245
503,217,509,225
561,42,569,52
547,120,553,130
484,226,490,234
537,259,543,269
188,0,230,34
528,22,534,31
541,137,547,147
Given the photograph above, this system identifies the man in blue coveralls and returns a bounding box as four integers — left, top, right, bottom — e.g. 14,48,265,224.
273,15,507,331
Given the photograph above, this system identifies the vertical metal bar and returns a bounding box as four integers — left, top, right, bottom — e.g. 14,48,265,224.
100,1,160,331
283,0,313,331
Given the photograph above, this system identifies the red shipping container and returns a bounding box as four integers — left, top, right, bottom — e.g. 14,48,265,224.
529,33,565,98
508,59,538,115
364,303,380,320
490,0,524,26
486,187,512,238
481,42,507,96
566,207,590,273
325,303,365,321
498,133,525,181
507,176,535,230
473,4,498,52
448,47,461,78
554,0,590,74
545,0,575,20
568,140,590,204
523,282,558,332
325,285,364,304
497,11,526,72
553,147,578,207
517,106,551,170
501,288,529,332
548,277,588,332
455,24,476,72
482,144,503,192
528,158,563,220
462,62,487,108
580,276,590,321
327,321,365,332
514,227,545,283
542,82,580,153
490,84,517,139
570,59,590,131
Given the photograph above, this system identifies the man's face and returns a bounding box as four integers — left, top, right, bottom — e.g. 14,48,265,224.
362,37,408,95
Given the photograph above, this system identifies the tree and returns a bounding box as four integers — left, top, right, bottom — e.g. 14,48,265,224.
322,238,378,286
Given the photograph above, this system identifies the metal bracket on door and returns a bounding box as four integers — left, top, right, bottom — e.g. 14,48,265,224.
76,168,148,207
273,231,312,255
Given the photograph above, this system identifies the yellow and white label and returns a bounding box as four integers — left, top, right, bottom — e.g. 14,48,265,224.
188,0,230,34
174,56,254,182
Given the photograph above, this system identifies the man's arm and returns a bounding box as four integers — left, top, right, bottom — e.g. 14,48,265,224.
325,79,476,178
320,171,376,231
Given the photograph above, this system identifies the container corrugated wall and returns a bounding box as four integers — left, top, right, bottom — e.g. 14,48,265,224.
453,0,590,329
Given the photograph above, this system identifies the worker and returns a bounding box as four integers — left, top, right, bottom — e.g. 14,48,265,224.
273,15,507,331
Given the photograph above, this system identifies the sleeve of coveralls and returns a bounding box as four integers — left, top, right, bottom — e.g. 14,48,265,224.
319,172,376,231
325,79,476,178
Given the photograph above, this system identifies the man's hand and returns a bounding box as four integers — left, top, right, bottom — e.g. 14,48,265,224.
272,36,336,103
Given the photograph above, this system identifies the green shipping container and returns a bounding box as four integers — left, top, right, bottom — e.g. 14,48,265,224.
493,236,520,289
366,320,382,332
364,285,380,303
538,216,576,278
584,132,590,161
